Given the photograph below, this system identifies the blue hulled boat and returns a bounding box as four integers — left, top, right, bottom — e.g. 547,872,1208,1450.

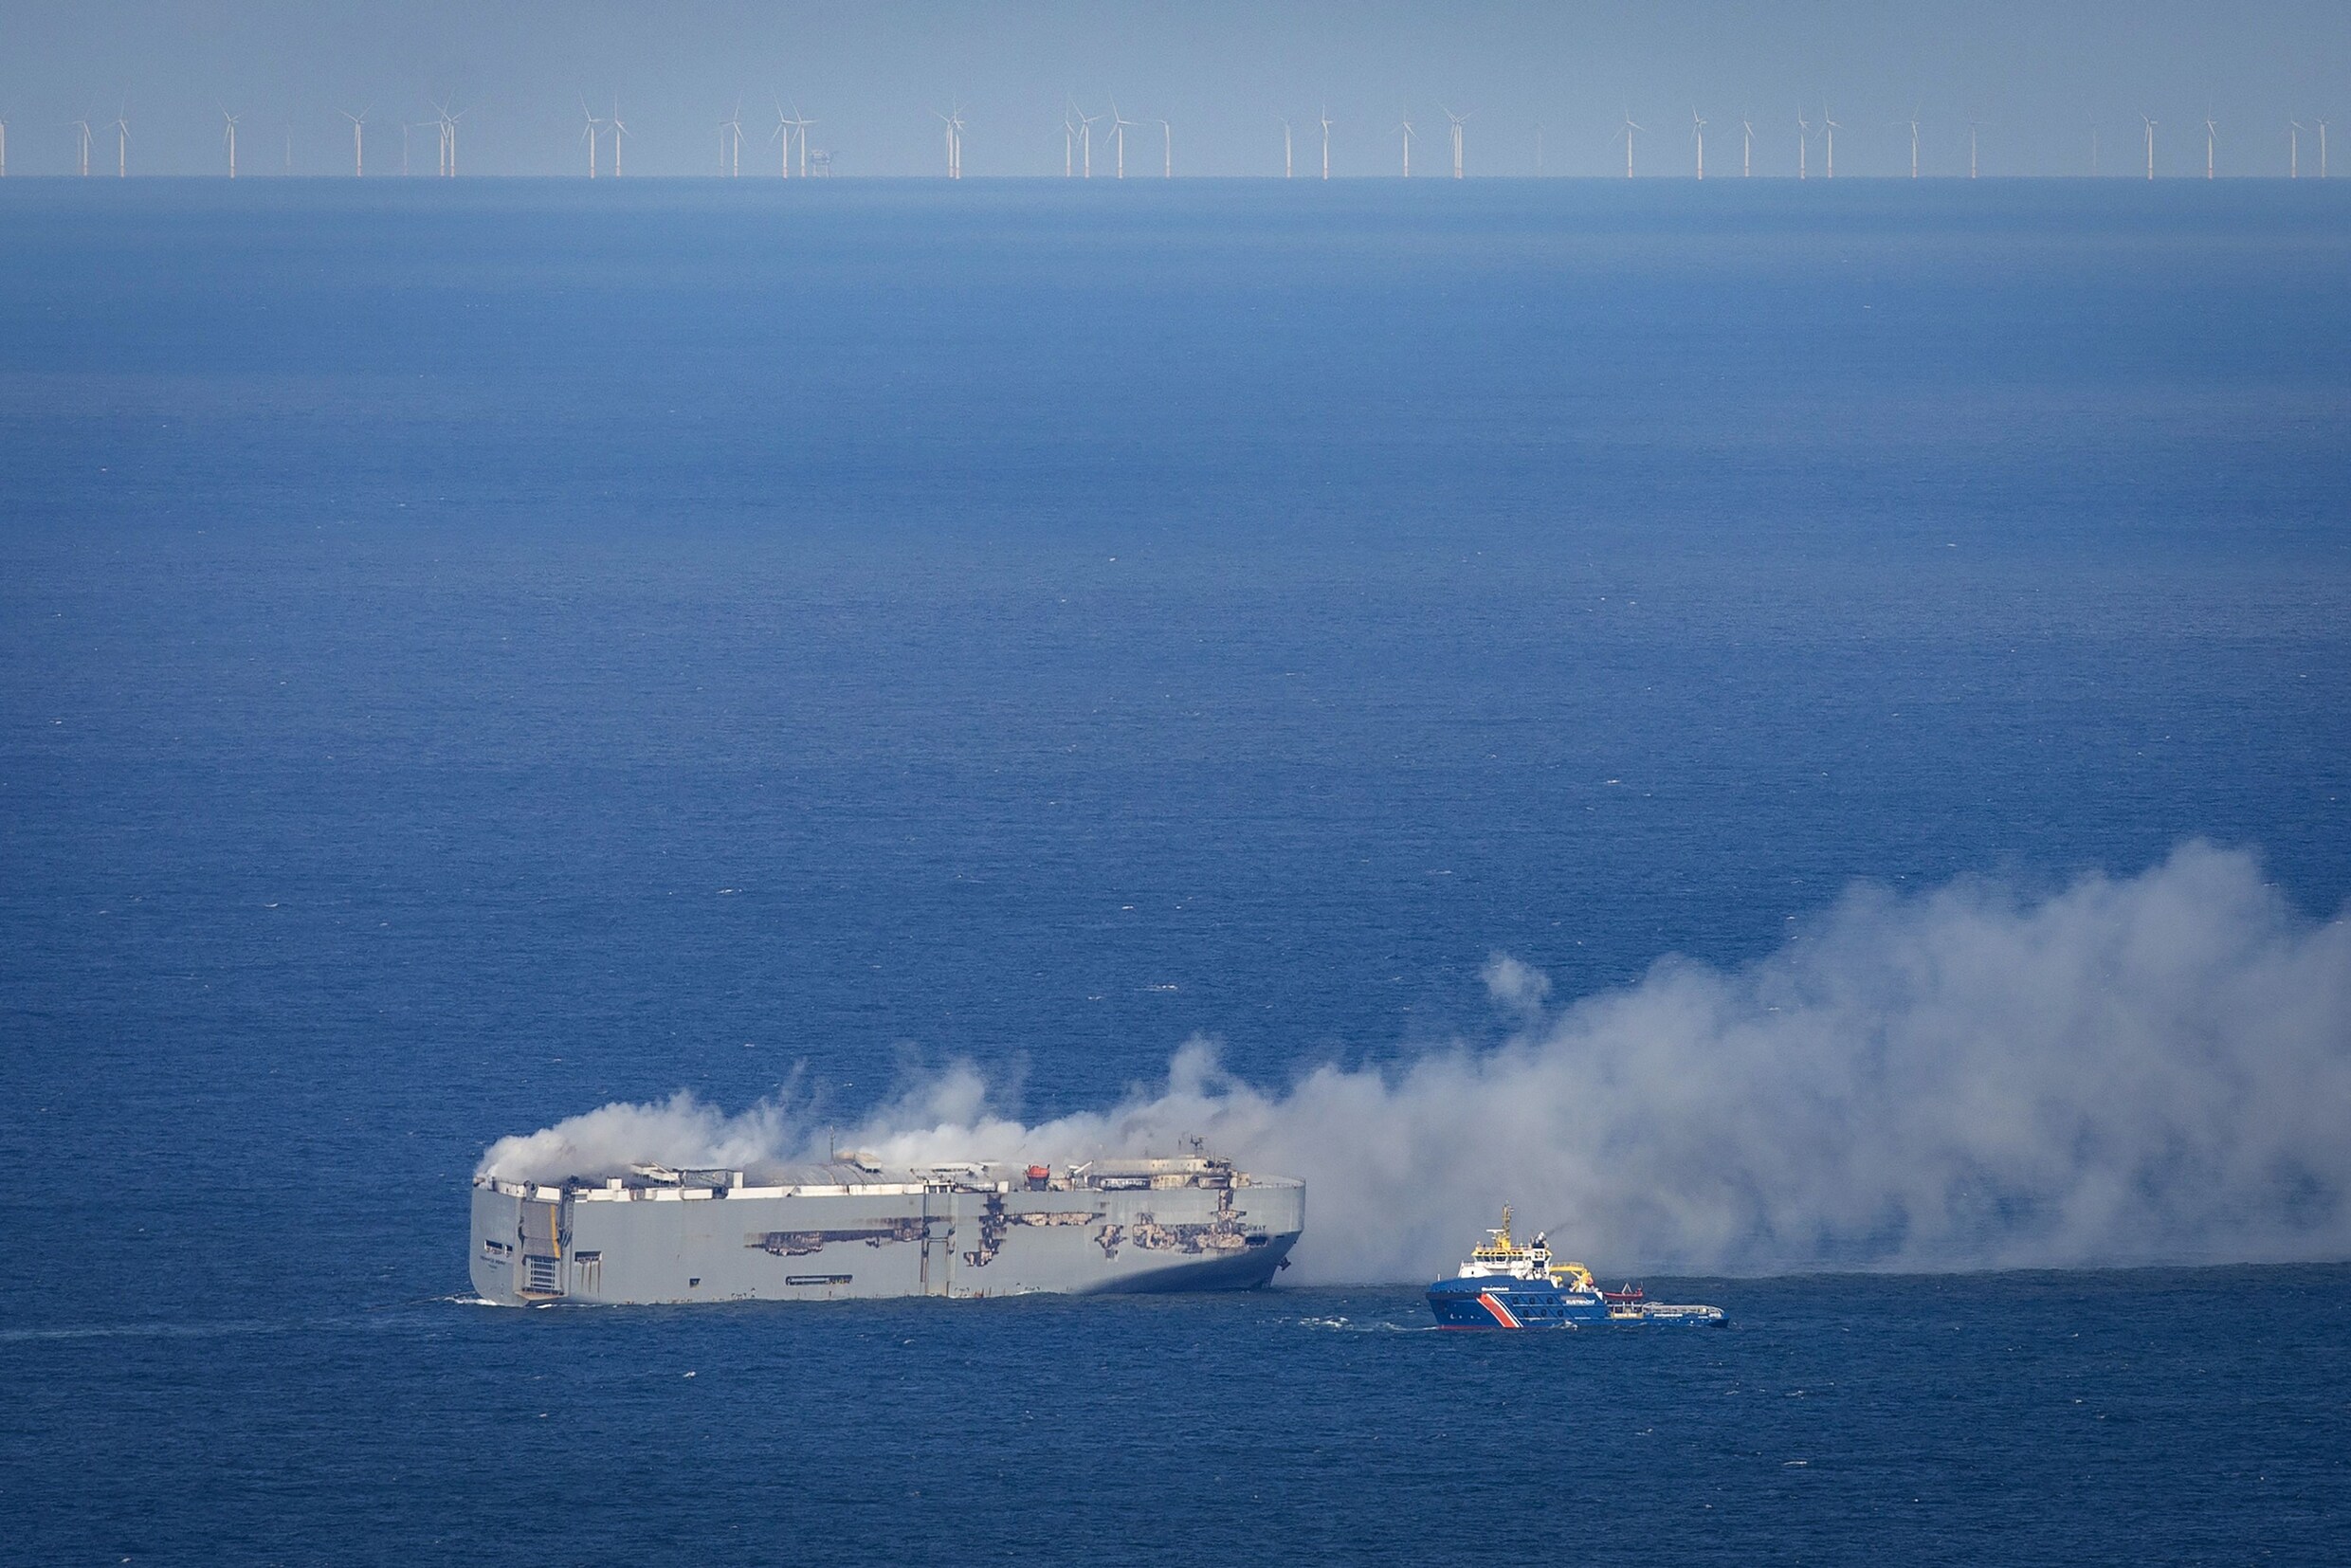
1425,1208,1726,1330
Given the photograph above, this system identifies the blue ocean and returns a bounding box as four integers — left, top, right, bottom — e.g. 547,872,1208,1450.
3,177,2347,1564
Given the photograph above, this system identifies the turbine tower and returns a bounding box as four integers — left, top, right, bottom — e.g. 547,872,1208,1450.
720,103,744,176
1079,105,1099,176
342,107,368,175
2207,115,2218,179
222,111,240,178
1822,105,1839,177
433,103,463,176
2289,120,2301,179
1106,98,1135,177
1280,117,1292,178
73,118,92,176
933,107,964,178
582,101,603,177
2320,120,2330,178
1397,114,1412,176
1615,111,1642,177
2142,114,2156,179
1062,106,1075,176
1905,111,1921,178
1446,106,1467,178
1796,111,1810,180
1969,119,1980,179
777,105,811,177
611,101,628,174
1741,116,1754,177
1691,109,1705,179
0,116,9,178
114,108,129,176
1320,107,1331,179
1156,117,1171,177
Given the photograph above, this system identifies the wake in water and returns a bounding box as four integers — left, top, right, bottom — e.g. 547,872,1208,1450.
480,843,2351,1282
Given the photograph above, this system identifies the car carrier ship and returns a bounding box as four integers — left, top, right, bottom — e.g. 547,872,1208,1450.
470,1154,1304,1305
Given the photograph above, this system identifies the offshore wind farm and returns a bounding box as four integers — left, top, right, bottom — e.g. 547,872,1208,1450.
3,91,2342,177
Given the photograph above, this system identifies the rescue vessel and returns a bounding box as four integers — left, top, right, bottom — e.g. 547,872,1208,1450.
1425,1208,1726,1329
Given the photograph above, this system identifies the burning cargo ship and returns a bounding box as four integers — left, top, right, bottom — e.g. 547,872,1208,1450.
470,1154,1304,1305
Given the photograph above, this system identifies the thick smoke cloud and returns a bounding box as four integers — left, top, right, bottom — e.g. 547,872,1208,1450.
481,844,2351,1281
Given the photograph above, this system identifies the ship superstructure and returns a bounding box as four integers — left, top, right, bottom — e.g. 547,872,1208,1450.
1425,1207,1725,1328
470,1154,1303,1305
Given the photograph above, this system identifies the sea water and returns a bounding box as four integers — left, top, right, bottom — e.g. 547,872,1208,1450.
1,178,2346,1563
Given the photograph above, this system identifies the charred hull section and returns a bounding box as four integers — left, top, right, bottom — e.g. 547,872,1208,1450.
469,1156,1305,1305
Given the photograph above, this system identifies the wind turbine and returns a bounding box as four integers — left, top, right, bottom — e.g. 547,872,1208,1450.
1397,113,1412,176
1079,105,1099,176
784,106,812,177
1969,119,1980,178
720,102,744,176
0,116,9,178
2142,114,2156,179
433,102,464,176
582,101,602,177
1904,109,1920,178
933,106,964,178
1062,105,1075,175
72,118,91,176
1741,114,1754,176
342,106,369,175
775,103,797,176
1822,104,1839,177
1613,111,1642,177
1106,97,1135,177
1795,110,1810,179
1280,117,1292,178
1691,109,1705,178
222,110,240,178
611,100,629,174
113,107,129,176
2207,115,2219,179
1156,117,1171,177
1445,106,1467,178
2289,119,2301,179
2320,120,2330,178
1320,106,1331,179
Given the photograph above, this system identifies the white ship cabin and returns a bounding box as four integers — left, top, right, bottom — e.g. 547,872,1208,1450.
1455,1206,1599,1291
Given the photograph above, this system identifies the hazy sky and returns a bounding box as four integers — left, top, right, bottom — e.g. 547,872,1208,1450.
7,1,2348,177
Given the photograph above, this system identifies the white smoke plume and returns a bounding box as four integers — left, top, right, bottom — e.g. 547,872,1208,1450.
480,843,2351,1281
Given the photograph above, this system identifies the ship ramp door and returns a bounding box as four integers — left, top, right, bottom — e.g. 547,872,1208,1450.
517,1196,569,1300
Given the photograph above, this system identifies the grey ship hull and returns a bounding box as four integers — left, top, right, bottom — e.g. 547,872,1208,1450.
469,1159,1304,1306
